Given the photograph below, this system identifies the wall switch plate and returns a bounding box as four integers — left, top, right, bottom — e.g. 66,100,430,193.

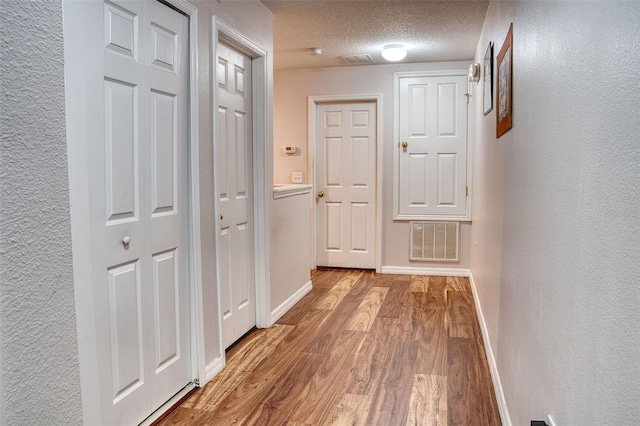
292,172,303,183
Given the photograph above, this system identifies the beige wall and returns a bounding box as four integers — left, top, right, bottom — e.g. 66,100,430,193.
471,1,640,424
274,62,472,270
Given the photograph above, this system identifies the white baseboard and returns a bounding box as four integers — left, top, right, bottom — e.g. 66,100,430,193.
270,280,313,324
380,266,471,277
468,273,512,426
205,355,225,383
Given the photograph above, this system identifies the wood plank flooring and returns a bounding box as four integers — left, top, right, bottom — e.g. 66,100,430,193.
162,269,501,425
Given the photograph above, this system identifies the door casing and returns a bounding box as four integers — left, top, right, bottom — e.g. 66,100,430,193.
308,95,382,273
211,17,271,374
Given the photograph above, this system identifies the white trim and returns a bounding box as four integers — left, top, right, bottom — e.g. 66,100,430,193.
159,0,207,393
270,280,313,324
308,94,383,273
380,266,470,277
162,0,207,392
466,78,474,221
64,3,102,422
273,184,312,199
205,355,226,382
469,273,512,426
392,69,472,222
211,17,272,342
162,0,196,15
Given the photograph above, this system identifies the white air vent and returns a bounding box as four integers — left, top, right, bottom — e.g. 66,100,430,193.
410,221,459,262
340,54,374,64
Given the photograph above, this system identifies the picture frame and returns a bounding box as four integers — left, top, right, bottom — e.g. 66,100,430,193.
483,41,493,116
496,23,513,137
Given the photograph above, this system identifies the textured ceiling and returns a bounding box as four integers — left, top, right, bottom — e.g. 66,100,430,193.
261,0,490,70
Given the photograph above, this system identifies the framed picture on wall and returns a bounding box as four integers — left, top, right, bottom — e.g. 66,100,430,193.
483,42,493,116
496,23,513,137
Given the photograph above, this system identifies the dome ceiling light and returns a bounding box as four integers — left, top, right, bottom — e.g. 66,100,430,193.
381,44,407,62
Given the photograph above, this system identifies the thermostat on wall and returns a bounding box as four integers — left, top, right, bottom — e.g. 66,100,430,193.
283,146,297,155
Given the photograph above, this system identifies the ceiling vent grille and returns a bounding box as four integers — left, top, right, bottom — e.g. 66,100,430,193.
340,54,374,64
410,221,459,262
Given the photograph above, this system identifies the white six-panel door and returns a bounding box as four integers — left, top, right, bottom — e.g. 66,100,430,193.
216,42,257,349
397,74,468,217
316,102,376,269
89,1,191,423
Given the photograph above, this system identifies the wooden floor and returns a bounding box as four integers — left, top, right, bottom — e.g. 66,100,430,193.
162,269,501,425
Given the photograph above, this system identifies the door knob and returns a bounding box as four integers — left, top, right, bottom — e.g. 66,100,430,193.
122,235,130,246
317,190,324,198
401,141,408,148
220,213,224,220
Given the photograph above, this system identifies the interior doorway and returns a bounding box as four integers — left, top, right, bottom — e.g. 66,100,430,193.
211,18,272,357
308,95,382,272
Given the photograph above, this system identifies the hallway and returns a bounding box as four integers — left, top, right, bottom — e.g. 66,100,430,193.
162,269,500,425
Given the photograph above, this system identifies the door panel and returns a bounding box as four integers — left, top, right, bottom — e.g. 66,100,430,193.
104,78,138,223
150,90,177,215
107,260,144,402
152,249,179,370
316,102,376,269
398,75,468,217
325,137,343,186
437,153,457,206
351,202,369,251
217,42,256,349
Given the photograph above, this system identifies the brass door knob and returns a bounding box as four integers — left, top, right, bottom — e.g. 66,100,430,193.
401,141,408,148
317,190,324,198
220,213,224,220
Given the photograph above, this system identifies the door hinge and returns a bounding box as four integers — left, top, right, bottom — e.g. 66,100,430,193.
466,185,469,197
464,93,470,104
190,378,200,388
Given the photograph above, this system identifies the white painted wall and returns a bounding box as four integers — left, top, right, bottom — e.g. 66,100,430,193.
270,190,312,314
190,0,274,379
274,63,472,270
0,0,83,423
471,1,640,424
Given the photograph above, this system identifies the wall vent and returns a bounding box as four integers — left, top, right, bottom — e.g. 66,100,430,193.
340,54,374,64
410,221,459,262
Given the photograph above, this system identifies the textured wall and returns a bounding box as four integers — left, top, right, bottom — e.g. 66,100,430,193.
470,1,640,424
0,0,83,424
273,62,472,270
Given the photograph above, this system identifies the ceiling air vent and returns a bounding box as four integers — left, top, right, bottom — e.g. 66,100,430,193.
410,221,459,262
340,54,374,64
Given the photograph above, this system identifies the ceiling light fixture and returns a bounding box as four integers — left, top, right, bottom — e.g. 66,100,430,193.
310,47,322,55
381,44,407,62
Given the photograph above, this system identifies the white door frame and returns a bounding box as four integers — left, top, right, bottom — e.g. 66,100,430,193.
211,18,271,353
64,0,205,422
308,94,382,273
